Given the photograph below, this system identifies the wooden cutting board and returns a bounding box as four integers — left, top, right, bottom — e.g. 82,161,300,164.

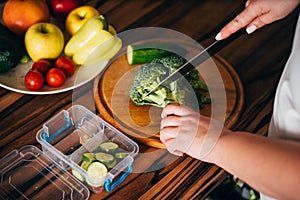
94,54,244,148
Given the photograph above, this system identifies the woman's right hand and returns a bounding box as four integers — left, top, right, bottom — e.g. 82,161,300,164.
215,0,300,40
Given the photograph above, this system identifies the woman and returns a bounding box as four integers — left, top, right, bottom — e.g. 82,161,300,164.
160,1,300,199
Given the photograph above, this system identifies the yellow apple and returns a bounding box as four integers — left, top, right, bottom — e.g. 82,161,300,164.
65,5,99,35
25,23,64,61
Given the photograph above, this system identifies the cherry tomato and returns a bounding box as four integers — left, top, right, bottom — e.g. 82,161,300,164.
55,56,76,77
47,68,66,87
24,70,44,90
32,59,51,76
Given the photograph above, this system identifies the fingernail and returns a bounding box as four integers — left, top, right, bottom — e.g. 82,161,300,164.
215,32,222,40
246,25,257,34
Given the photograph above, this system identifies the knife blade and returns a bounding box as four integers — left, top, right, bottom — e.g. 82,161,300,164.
145,29,245,96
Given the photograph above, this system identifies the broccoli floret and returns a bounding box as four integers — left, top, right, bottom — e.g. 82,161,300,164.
129,54,211,108
155,55,209,91
151,55,186,72
130,56,185,107
185,69,209,91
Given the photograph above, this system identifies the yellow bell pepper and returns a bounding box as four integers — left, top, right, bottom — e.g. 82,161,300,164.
64,15,121,65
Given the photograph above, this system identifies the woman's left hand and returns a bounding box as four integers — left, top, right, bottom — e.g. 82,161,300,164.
160,104,230,161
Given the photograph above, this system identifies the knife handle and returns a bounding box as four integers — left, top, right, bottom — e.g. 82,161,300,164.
207,28,247,56
179,28,246,76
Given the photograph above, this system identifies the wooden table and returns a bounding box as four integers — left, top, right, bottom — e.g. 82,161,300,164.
1,1,299,199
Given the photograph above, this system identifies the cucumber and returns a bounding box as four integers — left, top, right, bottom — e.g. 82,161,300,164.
80,160,91,171
126,43,187,65
95,152,117,169
86,162,108,187
99,142,119,153
95,152,115,164
71,169,85,182
105,159,117,169
82,152,95,163
115,152,130,159
95,153,117,169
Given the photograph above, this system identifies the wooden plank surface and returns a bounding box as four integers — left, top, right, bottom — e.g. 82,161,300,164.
0,0,299,199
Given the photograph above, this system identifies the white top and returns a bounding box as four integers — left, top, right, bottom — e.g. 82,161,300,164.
269,13,300,141
261,12,300,200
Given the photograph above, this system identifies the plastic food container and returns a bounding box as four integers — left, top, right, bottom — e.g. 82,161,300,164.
0,105,139,199
0,145,90,200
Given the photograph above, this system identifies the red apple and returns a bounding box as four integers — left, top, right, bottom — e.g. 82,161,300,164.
47,0,82,19
55,56,76,77
2,0,50,35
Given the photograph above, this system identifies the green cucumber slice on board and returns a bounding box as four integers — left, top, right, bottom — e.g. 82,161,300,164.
126,43,187,65
86,162,108,187
99,142,119,153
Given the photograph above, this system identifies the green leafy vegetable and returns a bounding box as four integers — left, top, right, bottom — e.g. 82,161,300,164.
129,54,211,108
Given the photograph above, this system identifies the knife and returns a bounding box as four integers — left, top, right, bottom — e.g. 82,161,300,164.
145,29,245,96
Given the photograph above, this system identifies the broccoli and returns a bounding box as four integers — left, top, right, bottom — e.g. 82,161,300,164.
129,54,211,108
152,55,209,92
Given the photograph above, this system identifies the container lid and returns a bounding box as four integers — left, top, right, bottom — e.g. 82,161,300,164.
0,145,90,200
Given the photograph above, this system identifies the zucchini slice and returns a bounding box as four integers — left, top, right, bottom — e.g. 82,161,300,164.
80,160,91,171
86,162,108,187
105,159,117,169
115,152,130,159
95,152,115,164
99,142,119,153
82,152,95,163
71,169,85,182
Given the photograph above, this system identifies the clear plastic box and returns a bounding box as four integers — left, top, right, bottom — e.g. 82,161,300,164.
0,105,139,199
0,145,90,200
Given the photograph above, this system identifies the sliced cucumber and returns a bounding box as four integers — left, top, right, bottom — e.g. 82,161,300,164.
99,142,119,153
105,159,117,169
71,169,85,182
86,162,108,187
115,152,130,159
82,152,95,163
127,43,186,65
81,160,91,171
95,152,116,169
95,152,115,164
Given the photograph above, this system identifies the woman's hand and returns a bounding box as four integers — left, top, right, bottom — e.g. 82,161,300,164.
160,104,231,161
215,0,300,40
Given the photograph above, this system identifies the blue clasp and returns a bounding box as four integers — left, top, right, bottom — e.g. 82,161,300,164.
42,116,72,142
104,165,132,192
